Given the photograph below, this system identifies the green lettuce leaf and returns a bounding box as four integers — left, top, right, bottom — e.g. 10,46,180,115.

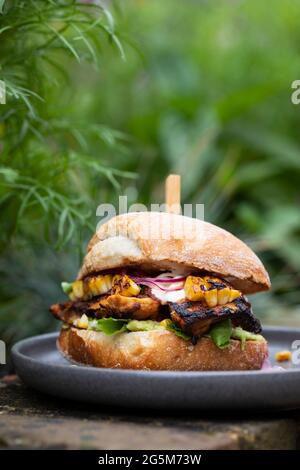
209,319,232,349
164,319,191,341
93,317,128,335
61,281,73,295
86,316,191,341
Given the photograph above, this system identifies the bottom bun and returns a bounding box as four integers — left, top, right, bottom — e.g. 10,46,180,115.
58,327,268,371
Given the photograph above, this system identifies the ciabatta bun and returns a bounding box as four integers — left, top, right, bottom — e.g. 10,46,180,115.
78,212,270,294
58,327,268,371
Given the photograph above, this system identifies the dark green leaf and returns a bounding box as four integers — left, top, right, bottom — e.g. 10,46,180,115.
165,321,191,341
209,320,232,349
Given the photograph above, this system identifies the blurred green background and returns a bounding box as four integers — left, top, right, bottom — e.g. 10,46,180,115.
1,0,300,358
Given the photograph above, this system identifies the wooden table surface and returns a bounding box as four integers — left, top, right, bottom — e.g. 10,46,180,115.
0,375,300,450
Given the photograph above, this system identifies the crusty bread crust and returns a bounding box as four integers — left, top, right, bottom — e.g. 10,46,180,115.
58,327,268,371
78,212,270,294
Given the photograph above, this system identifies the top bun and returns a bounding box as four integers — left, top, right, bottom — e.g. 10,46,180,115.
78,212,270,294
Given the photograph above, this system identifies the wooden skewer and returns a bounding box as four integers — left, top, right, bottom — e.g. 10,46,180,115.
165,174,181,214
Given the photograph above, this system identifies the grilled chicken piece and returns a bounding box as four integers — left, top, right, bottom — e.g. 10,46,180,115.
50,293,160,324
169,297,262,337
51,287,261,340
50,302,80,324
97,294,160,320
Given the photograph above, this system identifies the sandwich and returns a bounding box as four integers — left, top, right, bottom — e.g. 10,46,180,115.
50,212,270,370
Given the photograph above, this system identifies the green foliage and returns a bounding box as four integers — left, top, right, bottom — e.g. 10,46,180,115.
0,0,135,346
0,0,134,251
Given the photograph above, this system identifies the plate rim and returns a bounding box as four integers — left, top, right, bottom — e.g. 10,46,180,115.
11,326,300,379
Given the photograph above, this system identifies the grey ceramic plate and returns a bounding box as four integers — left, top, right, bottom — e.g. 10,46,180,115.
11,327,300,411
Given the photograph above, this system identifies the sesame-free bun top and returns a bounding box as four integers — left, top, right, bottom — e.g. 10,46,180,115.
78,212,270,294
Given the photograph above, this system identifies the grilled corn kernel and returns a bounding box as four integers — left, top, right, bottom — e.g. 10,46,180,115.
103,274,113,292
87,274,113,298
184,275,241,306
70,280,84,300
204,288,218,307
275,350,292,362
112,274,141,297
217,287,231,305
229,289,241,302
87,277,100,297
203,276,223,287
77,314,89,329
184,276,204,301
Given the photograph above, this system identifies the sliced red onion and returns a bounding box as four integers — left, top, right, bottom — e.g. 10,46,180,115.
261,357,286,372
137,275,186,283
150,276,186,283
261,357,272,370
131,276,185,292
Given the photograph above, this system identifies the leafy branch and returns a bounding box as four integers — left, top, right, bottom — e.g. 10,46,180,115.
0,0,134,250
